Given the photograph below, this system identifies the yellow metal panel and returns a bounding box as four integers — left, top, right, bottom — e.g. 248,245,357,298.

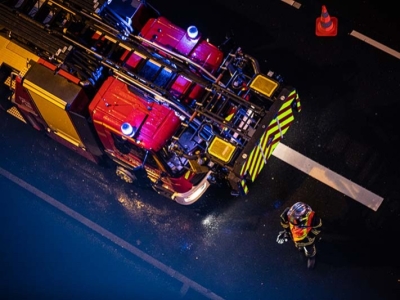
208,137,236,163
249,75,278,97
188,159,208,174
26,86,83,147
0,36,39,71
24,80,67,109
53,131,81,147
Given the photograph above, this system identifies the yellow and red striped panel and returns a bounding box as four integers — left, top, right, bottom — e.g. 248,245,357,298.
239,90,299,193
295,93,302,112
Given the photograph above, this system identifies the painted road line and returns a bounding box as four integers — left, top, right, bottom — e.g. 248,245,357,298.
281,0,301,9
0,167,225,300
272,143,384,211
350,30,400,59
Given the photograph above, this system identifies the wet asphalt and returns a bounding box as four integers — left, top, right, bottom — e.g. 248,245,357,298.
1,0,400,299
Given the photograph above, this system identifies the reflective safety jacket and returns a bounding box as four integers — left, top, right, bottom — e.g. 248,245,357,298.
289,210,315,242
280,207,322,247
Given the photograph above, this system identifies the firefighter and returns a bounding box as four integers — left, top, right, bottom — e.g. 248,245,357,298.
276,202,322,269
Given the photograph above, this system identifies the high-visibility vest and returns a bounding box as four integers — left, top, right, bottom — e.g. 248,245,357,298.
289,211,315,242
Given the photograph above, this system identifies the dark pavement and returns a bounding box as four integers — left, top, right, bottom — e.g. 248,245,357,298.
1,0,400,299
0,178,191,300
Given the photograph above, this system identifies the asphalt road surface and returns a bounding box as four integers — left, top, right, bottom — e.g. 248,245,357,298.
1,0,399,299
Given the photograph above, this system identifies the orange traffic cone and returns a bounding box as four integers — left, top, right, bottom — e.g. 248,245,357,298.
315,5,338,36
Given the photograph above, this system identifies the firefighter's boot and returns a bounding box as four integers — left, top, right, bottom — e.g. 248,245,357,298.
307,256,316,269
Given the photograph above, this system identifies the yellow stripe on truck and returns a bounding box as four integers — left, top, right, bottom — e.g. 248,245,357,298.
0,36,39,71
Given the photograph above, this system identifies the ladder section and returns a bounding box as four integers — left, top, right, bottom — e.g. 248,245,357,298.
125,52,177,91
2,0,214,103
0,3,106,85
1,0,265,139
195,85,266,147
0,3,72,63
121,48,208,104
58,10,210,101
64,0,110,14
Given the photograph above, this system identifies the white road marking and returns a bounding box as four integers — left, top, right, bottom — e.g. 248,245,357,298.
0,167,225,300
350,30,400,59
281,0,301,9
272,143,384,211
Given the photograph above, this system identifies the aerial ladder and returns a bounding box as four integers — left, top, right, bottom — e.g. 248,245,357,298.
0,0,301,195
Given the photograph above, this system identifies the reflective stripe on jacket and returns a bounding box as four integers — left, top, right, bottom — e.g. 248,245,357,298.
289,211,315,242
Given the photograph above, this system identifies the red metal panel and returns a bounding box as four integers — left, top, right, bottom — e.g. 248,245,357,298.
125,52,143,69
189,40,224,73
140,17,223,73
90,77,181,152
170,75,192,97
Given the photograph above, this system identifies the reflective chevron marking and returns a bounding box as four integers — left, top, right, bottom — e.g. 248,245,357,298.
295,93,302,112
259,143,267,164
241,179,249,194
240,90,298,183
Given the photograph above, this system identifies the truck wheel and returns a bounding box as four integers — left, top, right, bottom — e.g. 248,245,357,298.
116,166,136,184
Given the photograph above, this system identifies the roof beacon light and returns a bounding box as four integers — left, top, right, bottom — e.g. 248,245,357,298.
187,25,199,39
121,122,136,137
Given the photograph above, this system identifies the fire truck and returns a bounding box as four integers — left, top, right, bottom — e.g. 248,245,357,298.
0,0,301,204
